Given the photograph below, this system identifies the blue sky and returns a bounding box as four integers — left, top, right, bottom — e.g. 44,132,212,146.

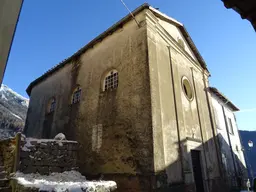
3,0,256,131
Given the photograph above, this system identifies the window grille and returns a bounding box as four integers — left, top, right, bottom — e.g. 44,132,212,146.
72,87,81,104
104,70,118,91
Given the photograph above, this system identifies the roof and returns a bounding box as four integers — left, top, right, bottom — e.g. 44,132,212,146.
208,87,239,111
26,3,208,96
222,0,256,31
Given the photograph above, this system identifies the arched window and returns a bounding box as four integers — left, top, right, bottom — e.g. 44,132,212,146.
47,97,56,113
103,69,118,91
71,86,81,104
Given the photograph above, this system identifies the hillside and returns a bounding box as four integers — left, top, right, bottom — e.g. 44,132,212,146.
0,84,29,139
239,130,256,178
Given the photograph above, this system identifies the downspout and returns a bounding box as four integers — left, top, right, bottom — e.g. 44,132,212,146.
222,106,239,186
167,46,184,181
191,68,210,191
202,70,223,177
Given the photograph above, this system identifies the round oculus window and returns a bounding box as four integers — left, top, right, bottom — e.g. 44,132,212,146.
182,77,193,101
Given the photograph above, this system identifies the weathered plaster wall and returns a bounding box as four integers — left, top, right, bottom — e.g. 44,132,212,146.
24,63,73,138
19,138,78,175
157,19,197,62
25,10,153,191
211,95,247,187
146,9,222,191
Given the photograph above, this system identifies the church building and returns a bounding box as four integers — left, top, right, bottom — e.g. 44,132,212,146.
24,4,237,192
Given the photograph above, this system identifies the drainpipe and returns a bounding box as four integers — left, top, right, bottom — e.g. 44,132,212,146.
167,46,184,181
191,68,210,192
202,70,223,177
222,106,239,186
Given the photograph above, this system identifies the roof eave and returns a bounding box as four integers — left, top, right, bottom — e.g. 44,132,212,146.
148,7,209,73
26,3,151,96
208,87,239,112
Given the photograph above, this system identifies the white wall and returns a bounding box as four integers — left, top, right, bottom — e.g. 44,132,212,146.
211,95,247,181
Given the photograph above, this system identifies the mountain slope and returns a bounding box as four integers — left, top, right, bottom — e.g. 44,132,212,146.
239,130,256,178
0,84,29,138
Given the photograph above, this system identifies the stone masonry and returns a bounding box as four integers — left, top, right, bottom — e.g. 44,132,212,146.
19,137,79,175
0,136,17,192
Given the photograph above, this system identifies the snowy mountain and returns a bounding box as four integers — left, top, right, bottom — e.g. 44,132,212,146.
0,84,29,138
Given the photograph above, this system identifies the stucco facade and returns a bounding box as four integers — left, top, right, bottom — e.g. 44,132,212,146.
0,0,23,84
24,4,226,192
210,87,247,188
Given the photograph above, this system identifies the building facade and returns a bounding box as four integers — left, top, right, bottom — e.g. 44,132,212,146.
209,87,247,189
0,0,23,84
25,4,228,192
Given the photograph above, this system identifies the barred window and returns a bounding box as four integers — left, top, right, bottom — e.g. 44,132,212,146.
72,86,81,104
103,70,118,91
48,98,56,113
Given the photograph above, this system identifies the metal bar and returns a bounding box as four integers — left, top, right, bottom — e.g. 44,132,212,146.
120,0,140,27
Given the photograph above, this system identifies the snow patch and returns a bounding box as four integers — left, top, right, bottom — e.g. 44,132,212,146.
25,137,77,144
22,138,34,151
1,93,8,100
14,171,117,192
10,111,22,120
0,84,29,107
54,133,66,140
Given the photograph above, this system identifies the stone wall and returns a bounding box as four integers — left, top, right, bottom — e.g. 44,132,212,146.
0,135,18,174
19,137,78,175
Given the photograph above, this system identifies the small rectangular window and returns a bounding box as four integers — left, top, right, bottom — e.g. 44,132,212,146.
228,118,234,135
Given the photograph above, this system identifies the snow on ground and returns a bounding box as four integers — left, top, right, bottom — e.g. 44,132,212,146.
14,171,117,192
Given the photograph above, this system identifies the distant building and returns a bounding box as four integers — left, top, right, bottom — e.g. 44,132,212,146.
209,87,247,188
24,3,238,192
222,0,256,31
0,0,23,84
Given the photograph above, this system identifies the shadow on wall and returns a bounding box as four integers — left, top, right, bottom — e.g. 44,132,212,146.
150,134,247,192
82,133,248,192
217,133,248,189
24,124,248,191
